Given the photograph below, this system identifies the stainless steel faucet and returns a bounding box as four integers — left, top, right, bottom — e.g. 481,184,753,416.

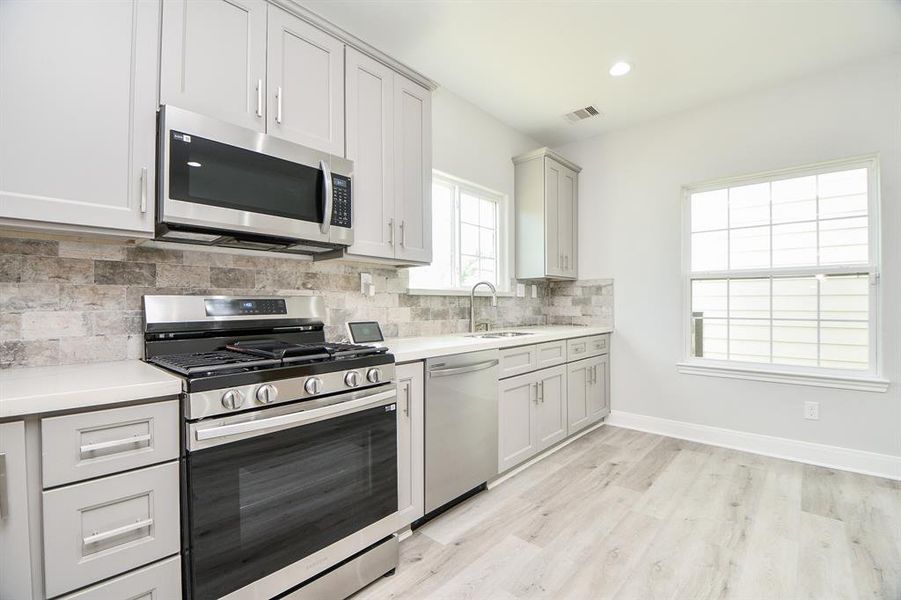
470,281,498,333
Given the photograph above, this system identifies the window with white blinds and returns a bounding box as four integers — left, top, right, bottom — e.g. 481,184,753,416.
684,158,879,376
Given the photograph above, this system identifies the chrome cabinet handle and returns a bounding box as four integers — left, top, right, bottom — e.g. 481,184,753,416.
256,79,263,117
83,518,153,547
403,382,410,417
0,453,7,520
276,86,283,123
538,380,544,403
429,360,499,378
320,160,333,235
388,218,395,246
80,434,152,458
400,220,406,247
532,383,538,404
140,167,147,214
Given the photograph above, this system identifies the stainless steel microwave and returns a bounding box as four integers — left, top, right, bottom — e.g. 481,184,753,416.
156,105,353,255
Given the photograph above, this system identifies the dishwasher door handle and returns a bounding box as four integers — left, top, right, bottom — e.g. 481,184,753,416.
428,359,499,378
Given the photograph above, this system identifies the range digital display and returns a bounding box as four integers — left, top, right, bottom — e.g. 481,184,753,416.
205,298,287,316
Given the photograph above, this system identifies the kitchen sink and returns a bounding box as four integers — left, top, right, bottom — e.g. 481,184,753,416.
467,331,534,339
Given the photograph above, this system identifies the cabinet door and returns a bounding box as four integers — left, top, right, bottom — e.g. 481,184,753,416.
267,5,345,155
544,158,563,276
396,362,424,527
346,48,396,259
566,360,591,435
588,354,611,422
0,421,35,600
535,366,567,450
160,0,267,131
0,0,158,235
498,372,538,472
394,75,432,263
559,167,578,277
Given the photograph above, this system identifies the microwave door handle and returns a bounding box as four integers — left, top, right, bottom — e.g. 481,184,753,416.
320,160,333,235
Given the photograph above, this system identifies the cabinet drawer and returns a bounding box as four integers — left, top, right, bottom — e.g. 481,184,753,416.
59,555,181,600
588,334,609,356
498,345,537,379
42,400,179,488
536,340,566,369
566,337,591,361
43,462,180,597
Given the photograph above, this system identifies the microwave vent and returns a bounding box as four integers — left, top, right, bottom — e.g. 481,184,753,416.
564,105,601,123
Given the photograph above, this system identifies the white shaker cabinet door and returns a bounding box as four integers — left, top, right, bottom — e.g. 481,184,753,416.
0,0,159,235
559,166,578,277
396,362,425,527
0,421,35,600
160,0,268,131
393,75,432,264
588,354,611,422
566,359,591,435
345,47,396,259
543,158,563,277
267,5,345,155
498,372,538,473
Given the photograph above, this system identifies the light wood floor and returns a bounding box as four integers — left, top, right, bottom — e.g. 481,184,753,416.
353,426,901,600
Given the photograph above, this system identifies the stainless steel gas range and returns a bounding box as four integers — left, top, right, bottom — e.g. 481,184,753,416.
142,295,401,600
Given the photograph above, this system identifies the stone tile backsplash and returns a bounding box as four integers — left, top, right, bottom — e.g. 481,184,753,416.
0,234,613,368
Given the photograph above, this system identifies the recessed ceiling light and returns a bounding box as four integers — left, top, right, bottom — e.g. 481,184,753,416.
609,61,631,77
187,161,202,168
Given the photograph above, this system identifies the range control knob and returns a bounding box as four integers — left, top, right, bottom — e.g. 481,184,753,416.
304,377,323,395
366,368,383,384
221,389,245,410
344,371,361,388
256,384,278,404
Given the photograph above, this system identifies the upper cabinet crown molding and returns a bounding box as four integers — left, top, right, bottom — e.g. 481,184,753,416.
268,0,439,93
512,147,582,173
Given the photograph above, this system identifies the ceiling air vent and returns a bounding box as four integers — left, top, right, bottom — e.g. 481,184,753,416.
563,105,601,124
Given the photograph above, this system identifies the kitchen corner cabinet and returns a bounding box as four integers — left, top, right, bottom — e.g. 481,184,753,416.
513,148,581,279
567,354,609,434
0,0,159,236
345,48,432,265
0,421,36,600
396,362,425,526
498,365,568,473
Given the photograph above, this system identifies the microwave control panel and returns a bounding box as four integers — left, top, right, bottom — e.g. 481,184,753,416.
331,175,352,228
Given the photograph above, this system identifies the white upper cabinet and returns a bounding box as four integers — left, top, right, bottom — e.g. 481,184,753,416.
160,0,267,132
514,148,581,279
346,48,396,259
267,5,345,155
345,52,432,265
393,75,432,263
0,0,159,236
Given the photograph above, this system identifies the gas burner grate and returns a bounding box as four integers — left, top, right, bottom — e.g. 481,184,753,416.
148,350,279,376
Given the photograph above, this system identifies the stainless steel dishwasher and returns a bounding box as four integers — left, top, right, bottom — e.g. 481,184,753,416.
425,349,499,513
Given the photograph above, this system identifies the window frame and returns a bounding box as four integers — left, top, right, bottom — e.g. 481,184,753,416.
677,155,888,392
407,170,512,295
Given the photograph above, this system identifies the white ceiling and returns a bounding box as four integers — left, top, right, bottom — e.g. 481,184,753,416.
302,0,901,146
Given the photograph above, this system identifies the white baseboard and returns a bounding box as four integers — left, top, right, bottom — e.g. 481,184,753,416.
607,411,901,481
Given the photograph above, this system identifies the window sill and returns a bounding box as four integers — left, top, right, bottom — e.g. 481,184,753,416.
407,288,516,298
676,362,890,393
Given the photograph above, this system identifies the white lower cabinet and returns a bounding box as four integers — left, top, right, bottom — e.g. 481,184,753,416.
588,354,611,422
567,354,610,435
396,362,425,526
58,556,181,600
498,366,568,473
0,421,36,600
42,462,180,598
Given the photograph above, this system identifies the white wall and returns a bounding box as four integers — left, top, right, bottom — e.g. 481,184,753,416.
432,87,541,200
555,55,901,458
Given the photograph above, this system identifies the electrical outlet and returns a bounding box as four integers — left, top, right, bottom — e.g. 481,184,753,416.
360,272,373,295
804,401,819,420
516,283,526,298
531,285,538,298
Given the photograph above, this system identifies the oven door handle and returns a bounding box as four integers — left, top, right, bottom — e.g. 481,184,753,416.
193,389,396,445
320,159,333,235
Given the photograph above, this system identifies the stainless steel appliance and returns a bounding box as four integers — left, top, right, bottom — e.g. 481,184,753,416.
156,106,353,255
424,350,500,513
142,295,401,600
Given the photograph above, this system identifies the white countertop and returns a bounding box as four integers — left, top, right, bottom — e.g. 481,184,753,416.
0,360,182,418
385,325,612,363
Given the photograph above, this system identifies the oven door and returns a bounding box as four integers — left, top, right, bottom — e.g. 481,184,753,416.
159,105,353,245
184,387,399,600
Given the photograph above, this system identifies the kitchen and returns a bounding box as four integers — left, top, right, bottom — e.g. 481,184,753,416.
0,1,898,599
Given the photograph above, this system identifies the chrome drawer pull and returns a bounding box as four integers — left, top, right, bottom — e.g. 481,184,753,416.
83,518,153,546
0,453,7,520
80,434,152,457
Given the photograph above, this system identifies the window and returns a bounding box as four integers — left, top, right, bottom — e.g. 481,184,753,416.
681,157,884,388
409,171,510,292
